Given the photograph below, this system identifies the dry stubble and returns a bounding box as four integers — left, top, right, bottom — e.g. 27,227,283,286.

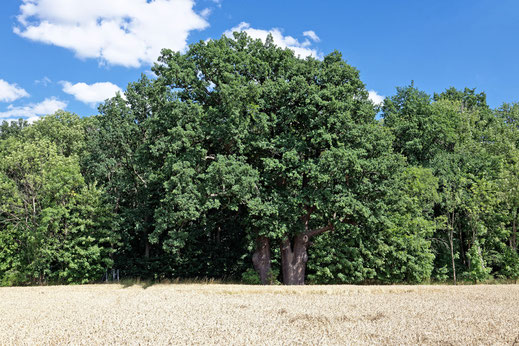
1,284,518,345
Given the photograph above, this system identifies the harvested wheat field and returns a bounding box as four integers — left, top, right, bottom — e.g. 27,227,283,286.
1,284,519,345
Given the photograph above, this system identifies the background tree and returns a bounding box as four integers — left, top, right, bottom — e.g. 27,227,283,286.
0,113,116,285
383,85,517,283
0,119,28,140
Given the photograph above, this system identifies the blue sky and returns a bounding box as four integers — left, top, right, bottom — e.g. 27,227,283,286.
1,0,518,122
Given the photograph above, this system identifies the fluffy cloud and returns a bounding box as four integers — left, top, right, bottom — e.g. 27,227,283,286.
0,98,67,123
368,90,385,106
14,0,209,68
224,22,321,59
61,81,122,106
200,8,211,18
0,79,29,102
303,30,320,42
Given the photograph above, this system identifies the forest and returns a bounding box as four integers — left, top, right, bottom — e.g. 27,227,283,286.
1,33,519,286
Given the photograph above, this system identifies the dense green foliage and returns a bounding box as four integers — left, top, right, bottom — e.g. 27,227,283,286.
1,34,519,285
0,112,116,285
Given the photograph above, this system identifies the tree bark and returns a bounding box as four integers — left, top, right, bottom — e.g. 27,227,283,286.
281,234,309,285
281,222,334,285
449,228,457,285
449,211,457,285
144,240,150,259
252,236,272,285
511,210,517,252
459,226,466,266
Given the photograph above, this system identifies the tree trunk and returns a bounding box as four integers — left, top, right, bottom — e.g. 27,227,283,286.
144,240,150,259
511,210,517,252
252,236,272,285
449,211,457,285
449,229,457,285
281,234,309,285
459,227,466,266
280,217,334,285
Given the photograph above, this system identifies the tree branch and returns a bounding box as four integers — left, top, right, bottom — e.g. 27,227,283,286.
302,205,316,232
133,169,148,188
306,223,334,239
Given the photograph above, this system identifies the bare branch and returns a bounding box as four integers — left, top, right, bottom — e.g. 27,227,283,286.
133,170,148,188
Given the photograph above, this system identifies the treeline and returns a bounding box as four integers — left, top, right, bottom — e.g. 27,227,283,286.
1,33,519,285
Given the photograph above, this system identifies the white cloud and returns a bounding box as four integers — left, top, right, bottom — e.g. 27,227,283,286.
35,76,52,86
200,8,211,18
14,0,209,68
368,90,385,106
224,22,321,59
61,81,122,106
303,30,320,42
0,98,67,123
0,79,29,102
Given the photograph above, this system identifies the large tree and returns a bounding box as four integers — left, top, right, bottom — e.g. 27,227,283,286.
145,33,400,285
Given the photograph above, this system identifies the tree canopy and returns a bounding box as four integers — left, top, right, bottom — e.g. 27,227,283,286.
1,34,519,285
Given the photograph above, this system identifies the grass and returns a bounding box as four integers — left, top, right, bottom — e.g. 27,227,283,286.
1,284,518,344
116,277,236,288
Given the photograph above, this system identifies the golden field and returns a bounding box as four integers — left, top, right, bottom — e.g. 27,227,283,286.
1,283,518,345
